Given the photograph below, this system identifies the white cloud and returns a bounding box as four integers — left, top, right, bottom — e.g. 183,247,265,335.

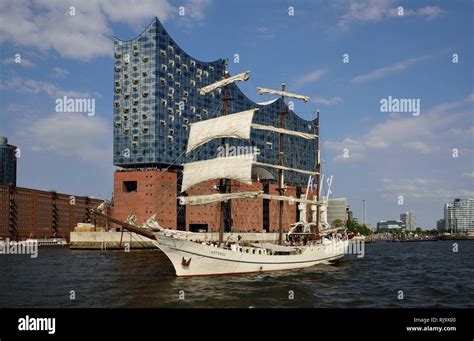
378,177,474,201
463,171,474,178
0,56,35,67
22,112,112,166
403,141,438,155
325,93,474,162
313,96,343,106
0,0,211,61
1,76,101,98
183,0,212,20
51,67,69,78
352,55,430,83
337,0,443,31
295,68,327,87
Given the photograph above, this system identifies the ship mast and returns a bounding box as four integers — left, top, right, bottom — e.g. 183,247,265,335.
315,109,320,239
277,82,286,245
257,85,309,245
219,69,230,246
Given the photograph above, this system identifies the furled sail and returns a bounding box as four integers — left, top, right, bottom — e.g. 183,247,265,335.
251,123,317,140
186,109,257,154
179,191,263,206
254,162,319,176
257,87,310,102
199,71,250,95
181,154,254,192
260,194,317,205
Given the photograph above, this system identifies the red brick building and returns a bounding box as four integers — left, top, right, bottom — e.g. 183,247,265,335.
0,185,108,241
113,169,314,233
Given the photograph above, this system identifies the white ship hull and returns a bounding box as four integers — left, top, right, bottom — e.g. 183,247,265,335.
152,232,348,277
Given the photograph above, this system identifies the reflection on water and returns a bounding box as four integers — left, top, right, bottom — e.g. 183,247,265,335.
0,241,473,308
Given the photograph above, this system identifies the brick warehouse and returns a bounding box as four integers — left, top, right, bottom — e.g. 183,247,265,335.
113,169,316,232
0,185,109,241
111,18,319,232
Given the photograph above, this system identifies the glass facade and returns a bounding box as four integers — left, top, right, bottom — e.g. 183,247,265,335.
0,136,17,186
113,18,317,186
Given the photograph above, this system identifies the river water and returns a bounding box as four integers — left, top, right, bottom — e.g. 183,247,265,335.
0,240,472,308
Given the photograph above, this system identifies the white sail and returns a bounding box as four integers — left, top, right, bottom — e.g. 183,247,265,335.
181,154,254,192
186,109,257,154
251,123,317,140
179,191,262,206
199,71,250,95
254,162,319,176
257,87,309,102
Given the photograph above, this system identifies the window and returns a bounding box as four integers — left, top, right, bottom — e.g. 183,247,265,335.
168,129,174,136
168,73,174,80
123,107,130,114
168,60,175,67
161,64,167,71
160,49,166,56
132,134,139,140
133,64,138,71
123,181,138,193
142,126,149,133
115,52,122,58
142,71,148,77
190,60,196,66
161,99,167,106
142,56,149,63
182,64,188,70
190,80,196,87
160,77,166,84
209,66,214,72
115,101,120,107
160,120,166,126
167,45,174,53
132,120,139,127
176,69,181,75
132,44,139,50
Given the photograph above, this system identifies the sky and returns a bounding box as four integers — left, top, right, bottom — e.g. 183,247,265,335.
0,0,472,229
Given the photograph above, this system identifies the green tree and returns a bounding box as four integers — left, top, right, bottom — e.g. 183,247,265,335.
333,219,343,227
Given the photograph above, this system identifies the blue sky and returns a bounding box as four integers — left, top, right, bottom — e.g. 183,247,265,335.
0,0,472,228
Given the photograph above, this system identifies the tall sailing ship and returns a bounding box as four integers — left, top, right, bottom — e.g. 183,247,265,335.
148,69,349,277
